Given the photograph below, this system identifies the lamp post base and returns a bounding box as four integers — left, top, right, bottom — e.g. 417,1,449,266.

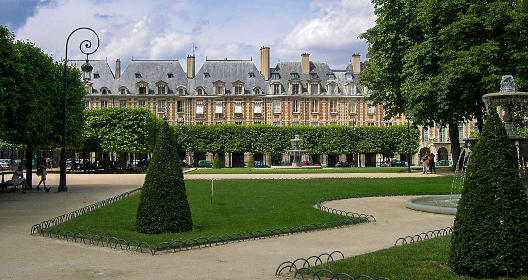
57,185,68,192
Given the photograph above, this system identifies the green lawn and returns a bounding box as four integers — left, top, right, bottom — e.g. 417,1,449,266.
314,236,528,280
50,177,453,248
189,166,428,174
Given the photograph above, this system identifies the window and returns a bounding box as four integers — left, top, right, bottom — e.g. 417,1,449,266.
311,122,319,127
84,100,90,109
273,122,280,126
235,86,242,95
120,100,127,108
291,73,299,79
349,120,356,127
135,73,141,78
157,100,166,113
422,127,429,142
311,100,319,113
273,84,280,95
216,121,223,125
330,122,337,126
177,100,184,113
329,84,336,95
292,122,300,126
327,74,336,80
368,122,375,127
330,100,337,113
271,73,280,80
385,122,392,127
254,121,261,125
254,88,261,95
348,84,354,95
167,73,174,78
196,121,203,125
254,103,262,114
197,88,203,95
311,84,318,95
100,100,107,108
249,72,255,78
349,101,357,114
273,100,281,113
93,73,100,79
179,88,186,95
139,86,146,94
367,105,375,115
196,104,204,114
292,83,299,95
310,73,318,79
120,88,127,95
235,103,242,114
356,85,364,95
345,73,353,80
215,103,223,114
458,123,464,140
216,86,223,95
235,121,242,125
439,126,446,142
138,100,146,107
292,100,300,113
158,85,166,95
204,73,210,78
102,89,108,95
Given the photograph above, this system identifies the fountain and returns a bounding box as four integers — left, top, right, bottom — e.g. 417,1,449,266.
406,75,528,215
286,135,309,168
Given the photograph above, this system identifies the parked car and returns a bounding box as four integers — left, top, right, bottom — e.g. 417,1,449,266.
198,160,213,168
254,161,268,168
0,159,10,170
390,159,408,167
336,161,352,168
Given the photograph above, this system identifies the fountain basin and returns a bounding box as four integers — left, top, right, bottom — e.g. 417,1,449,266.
405,195,460,215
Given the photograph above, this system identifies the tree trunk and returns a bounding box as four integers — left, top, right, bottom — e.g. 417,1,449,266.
449,123,461,171
476,114,484,133
25,144,33,188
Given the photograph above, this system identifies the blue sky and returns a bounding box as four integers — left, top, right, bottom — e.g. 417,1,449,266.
1,0,376,71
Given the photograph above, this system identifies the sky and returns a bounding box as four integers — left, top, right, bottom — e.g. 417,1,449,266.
1,0,376,72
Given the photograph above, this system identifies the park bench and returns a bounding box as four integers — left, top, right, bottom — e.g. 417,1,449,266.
0,171,23,192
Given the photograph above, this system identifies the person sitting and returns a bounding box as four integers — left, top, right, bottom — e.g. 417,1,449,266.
12,164,29,193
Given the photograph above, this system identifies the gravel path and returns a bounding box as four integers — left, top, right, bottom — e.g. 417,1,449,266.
0,173,453,280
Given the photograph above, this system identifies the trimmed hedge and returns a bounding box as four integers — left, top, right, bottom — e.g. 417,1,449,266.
449,111,528,278
212,152,221,169
174,124,419,155
136,121,193,234
248,153,255,168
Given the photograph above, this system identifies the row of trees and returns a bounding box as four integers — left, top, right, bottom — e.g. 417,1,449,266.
0,26,85,185
361,0,528,168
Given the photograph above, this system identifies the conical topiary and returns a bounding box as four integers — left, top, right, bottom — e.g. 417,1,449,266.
212,152,221,169
449,111,528,278
248,153,255,168
136,121,193,234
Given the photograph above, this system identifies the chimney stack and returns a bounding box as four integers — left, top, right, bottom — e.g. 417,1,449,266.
115,59,121,79
352,53,361,74
260,46,270,80
187,55,195,78
301,53,310,74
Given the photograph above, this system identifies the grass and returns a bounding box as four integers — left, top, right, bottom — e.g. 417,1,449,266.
189,166,429,174
50,177,453,247
314,236,528,280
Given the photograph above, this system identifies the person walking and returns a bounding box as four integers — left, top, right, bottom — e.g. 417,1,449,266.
36,157,49,192
429,153,436,174
422,155,429,174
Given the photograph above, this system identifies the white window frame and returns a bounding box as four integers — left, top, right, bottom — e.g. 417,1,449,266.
215,103,223,114
196,104,204,114
311,99,319,113
273,100,281,113
330,100,337,113
292,100,300,113
177,100,184,113
254,103,262,114
119,100,127,108
157,100,166,113
273,84,280,95
138,100,146,108
349,100,356,114
292,83,299,95
100,100,108,108
367,105,375,115
234,103,242,114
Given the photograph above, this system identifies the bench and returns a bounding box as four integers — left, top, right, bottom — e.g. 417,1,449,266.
0,171,23,192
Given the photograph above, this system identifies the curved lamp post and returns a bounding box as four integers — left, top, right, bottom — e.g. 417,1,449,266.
58,27,99,192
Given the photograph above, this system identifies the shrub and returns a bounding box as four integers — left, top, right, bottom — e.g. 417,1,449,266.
247,153,255,168
136,121,193,234
449,111,528,278
212,152,221,169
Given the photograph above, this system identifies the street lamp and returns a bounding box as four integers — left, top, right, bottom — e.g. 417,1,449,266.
58,27,99,192
407,120,412,173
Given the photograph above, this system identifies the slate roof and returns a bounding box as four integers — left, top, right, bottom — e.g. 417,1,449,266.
69,60,116,94
118,60,188,94
269,61,337,95
190,60,268,95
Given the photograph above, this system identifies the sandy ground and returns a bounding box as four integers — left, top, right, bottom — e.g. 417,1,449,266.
0,173,453,280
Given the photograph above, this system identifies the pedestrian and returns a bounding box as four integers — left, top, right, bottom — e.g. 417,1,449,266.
12,164,29,193
429,153,436,174
422,155,429,174
36,157,49,192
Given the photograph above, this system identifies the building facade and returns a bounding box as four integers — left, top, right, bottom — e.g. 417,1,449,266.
73,47,475,167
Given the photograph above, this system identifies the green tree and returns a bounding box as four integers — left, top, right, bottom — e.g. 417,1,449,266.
449,111,528,277
0,26,20,136
212,152,221,169
136,121,193,234
247,153,255,168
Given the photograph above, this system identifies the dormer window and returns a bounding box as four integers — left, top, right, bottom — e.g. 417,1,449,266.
139,86,146,94
327,74,336,80
101,88,108,95
271,73,280,80
158,85,166,94
93,73,100,79
310,73,318,79
168,73,174,78
310,83,319,95
204,73,210,78
120,88,127,95
235,86,242,95
329,83,337,95
346,73,353,80
178,88,186,95
216,86,223,95
197,88,204,95
249,72,255,78
292,83,300,95
291,73,300,79
135,73,142,78
254,88,261,95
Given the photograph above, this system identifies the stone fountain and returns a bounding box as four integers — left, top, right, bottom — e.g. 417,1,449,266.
286,135,308,168
406,75,528,215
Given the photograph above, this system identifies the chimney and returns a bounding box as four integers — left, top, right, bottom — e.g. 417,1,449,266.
352,53,361,74
301,52,310,74
187,55,195,78
260,46,270,80
115,59,121,79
